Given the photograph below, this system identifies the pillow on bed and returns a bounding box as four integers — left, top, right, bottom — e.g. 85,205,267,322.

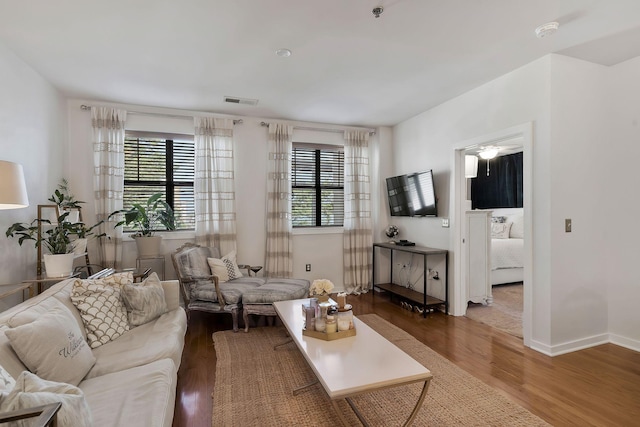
510,214,524,238
491,222,512,239
491,216,507,223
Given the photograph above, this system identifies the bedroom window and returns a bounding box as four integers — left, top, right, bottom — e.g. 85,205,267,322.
123,132,195,231
291,144,344,227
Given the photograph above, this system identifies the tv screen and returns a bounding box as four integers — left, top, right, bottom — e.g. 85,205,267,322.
386,170,437,217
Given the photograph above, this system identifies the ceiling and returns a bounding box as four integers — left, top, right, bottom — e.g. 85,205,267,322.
1,0,640,128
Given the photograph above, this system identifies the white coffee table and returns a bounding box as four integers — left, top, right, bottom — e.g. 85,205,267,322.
273,298,432,426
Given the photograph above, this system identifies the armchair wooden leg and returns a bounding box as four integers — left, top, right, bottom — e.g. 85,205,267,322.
243,309,250,333
231,308,239,333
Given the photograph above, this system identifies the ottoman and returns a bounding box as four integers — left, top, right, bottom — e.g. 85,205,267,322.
241,278,310,332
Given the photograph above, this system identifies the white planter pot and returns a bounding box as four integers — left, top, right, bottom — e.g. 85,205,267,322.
44,253,75,278
135,236,162,257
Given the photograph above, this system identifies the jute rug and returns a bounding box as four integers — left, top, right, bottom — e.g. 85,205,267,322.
466,283,523,338
212,313,548,426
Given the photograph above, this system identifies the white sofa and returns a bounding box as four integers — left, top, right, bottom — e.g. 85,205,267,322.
0,276,187,427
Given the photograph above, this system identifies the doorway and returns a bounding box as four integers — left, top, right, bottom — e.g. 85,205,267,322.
452,123,533,347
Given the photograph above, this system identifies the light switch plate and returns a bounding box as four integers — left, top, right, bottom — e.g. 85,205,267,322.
442,218,449,228
565,219,572,232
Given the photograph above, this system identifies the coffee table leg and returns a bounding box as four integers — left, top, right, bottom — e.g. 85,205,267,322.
331,399,359,427
402,379,431,427
292,379,319,396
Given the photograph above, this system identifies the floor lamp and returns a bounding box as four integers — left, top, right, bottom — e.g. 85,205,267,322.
0,160,29,209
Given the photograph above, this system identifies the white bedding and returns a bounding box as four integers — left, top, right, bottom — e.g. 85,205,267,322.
491,238,523,270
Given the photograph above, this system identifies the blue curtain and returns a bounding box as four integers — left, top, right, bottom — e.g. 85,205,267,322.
471,152,523,209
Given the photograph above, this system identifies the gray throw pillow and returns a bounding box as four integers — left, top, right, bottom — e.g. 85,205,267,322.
121,272,168,327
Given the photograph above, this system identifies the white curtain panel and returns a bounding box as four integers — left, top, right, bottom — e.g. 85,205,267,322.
92,107,127,269
343,130,373,294
264,123,293,278
193,117,237,254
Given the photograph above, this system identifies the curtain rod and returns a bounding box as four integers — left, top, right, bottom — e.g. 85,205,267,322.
259,121,376,135
80,104,243,125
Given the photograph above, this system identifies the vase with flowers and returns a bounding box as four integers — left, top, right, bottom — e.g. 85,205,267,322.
385,225,399,243
309,279,334,303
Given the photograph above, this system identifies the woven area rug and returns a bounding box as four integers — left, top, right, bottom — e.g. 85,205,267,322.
212,313,548,426
466,283,523,338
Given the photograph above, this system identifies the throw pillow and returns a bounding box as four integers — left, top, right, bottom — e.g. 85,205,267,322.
0,371,92,427
71,278,130,349
207,251,243,282
491,216,508,223
207,257,229,282
491,222,512,239
121,272,168,326
0,364,14,392
4,304,96,386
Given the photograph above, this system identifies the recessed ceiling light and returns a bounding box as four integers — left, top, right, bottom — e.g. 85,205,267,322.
535,22,559,39
275,48,292,57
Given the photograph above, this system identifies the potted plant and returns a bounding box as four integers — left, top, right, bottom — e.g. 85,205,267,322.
109,193,176,257
6,210,104,278
49,178,83,223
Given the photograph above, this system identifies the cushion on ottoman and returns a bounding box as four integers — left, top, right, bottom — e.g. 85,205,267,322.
242,278,310,304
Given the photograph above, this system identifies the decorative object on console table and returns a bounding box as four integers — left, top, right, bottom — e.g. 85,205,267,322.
384,224,399,243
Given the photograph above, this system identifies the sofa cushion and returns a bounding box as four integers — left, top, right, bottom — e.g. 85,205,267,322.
242,278,310,304
84,308,186,380
80,357,176,427
192,277,264,304
0,371,93,427
4,300,96,386
71,278,130,349
121,272,168,326
178,246,219,278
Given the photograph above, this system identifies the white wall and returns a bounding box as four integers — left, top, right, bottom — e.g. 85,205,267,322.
606,55,640,350
0,41,67,310
65,99,392,292
548,55,609,351
392,56,553,348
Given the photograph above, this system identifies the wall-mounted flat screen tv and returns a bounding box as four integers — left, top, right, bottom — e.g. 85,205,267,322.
386,170,437,217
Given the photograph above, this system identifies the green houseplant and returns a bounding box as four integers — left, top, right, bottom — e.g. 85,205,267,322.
6,182,104,277
109,193,176,257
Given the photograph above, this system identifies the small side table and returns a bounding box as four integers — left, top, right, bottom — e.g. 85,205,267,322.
22,272,81,295
136,256,165,280
0,283,35,304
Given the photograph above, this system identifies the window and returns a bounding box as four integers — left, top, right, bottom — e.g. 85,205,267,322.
124,132,195,231
291,144,344,227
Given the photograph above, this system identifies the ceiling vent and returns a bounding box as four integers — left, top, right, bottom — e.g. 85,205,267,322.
224,96,259,106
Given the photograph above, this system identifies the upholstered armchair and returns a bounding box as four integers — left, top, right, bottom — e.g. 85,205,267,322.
171,243,254,332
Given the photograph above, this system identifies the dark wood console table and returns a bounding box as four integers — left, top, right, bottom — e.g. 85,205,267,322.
372,242,448,316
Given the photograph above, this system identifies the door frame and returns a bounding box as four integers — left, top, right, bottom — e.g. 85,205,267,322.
451,122,533,347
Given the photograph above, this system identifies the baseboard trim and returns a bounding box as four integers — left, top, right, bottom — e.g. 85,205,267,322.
530,332,640,356
609,334,640,352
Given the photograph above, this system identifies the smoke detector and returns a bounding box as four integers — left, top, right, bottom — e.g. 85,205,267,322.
223,96,259,106
535,21,559,38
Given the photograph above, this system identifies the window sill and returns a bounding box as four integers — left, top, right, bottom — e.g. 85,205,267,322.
123,230,195,241
293,227,343,236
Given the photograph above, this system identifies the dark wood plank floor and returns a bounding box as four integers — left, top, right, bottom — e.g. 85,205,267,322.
172,293,640,427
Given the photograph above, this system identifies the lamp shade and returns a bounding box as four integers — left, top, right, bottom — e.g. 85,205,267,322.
465,155,478,178
0,160,29,209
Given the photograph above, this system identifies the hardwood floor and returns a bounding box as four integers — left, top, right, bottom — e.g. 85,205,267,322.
173,293,640,427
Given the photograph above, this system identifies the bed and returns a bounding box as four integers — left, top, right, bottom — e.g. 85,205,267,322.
488,208,524,286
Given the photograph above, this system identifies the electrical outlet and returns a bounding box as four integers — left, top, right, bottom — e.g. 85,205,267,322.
565,219,572,233
305,264,311,272
442,218,449,228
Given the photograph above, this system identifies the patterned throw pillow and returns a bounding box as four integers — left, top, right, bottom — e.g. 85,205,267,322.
4,302,96,386
121,272,168,327
207,250,243,282
491,216,508,223
0,371,93,426
491,222,512,239
71,277,131,349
